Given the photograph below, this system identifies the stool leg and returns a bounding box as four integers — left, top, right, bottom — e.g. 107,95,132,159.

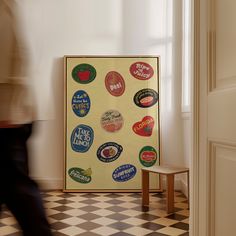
167,174,174,213
142,170,149,206
187,171,190,209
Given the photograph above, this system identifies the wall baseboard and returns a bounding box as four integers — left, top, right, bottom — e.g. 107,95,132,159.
180,178,189,198
161,177,188,198
161,177,181,191
33,178,189,198
33,178,63,190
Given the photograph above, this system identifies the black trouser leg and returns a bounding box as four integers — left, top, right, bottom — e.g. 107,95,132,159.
0,124,53,236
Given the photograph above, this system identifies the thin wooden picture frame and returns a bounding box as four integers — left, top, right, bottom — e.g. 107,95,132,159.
63,56,161,192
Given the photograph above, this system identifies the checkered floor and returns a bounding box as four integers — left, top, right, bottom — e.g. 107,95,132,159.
0,191,189,236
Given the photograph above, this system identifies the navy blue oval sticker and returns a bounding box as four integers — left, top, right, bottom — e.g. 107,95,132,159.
97,142,123,163
112,164,137,182
72,90,91,117
71,124,94,152
133,88,158,108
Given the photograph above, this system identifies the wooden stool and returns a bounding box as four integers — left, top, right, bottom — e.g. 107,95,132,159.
142,165,189,214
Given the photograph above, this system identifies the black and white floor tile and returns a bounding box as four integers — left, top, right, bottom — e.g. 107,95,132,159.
0,191,189,236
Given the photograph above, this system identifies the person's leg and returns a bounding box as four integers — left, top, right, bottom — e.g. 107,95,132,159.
0,128,9,217
5,178,52,236
0,124,53,236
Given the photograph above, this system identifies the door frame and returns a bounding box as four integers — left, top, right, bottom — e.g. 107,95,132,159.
191,0,201,235
192,0,214,235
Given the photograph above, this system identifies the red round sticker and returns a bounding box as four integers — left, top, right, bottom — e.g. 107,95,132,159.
130,62,154,80
105,71,125,97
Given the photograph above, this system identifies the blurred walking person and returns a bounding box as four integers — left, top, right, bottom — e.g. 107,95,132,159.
0,1,53,235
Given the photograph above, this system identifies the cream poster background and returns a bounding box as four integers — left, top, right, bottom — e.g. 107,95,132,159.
64,56,160,191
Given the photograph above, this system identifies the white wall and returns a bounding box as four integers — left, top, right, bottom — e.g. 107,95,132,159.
181,113,191,196
179,0,193,197
16,0,184,190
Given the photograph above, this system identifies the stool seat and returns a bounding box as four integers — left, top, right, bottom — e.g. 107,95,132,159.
142,165,189,214
142,165,189,175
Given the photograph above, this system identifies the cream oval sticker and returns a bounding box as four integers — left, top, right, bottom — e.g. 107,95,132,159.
101,110,124,133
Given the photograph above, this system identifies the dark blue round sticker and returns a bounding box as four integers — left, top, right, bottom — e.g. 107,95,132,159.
112,164,137,182
72,90,91,117
71,124,94,153
97,142,123,163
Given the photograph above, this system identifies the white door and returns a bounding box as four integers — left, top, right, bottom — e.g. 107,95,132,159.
192,0,236,235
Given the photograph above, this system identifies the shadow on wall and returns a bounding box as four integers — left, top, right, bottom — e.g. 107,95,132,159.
51,57,64,127
28,57,65,190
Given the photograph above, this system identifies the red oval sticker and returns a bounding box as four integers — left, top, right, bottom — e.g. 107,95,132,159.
141,151,156,162
130,62,154,80
105,71,125,96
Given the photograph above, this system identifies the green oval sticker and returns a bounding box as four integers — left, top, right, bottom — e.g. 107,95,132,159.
72,64,96,84
139,146,157,167
68,167,92,184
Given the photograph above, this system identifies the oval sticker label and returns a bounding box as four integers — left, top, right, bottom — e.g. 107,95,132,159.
130,62,154,80
105,71,125,97
71,125,94,152
132,116,155,137
72,90,91,117
68,167,92,184
101,110,124,133
72,63,96,84
97,142,123,163
134,89,158,108
112,164,137,182
139,146,157,167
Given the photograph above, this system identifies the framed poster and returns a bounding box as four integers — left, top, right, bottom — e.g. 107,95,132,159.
64,56,161,192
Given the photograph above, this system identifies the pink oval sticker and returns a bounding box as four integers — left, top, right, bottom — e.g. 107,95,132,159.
130,62,154,80
105,71,125,97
